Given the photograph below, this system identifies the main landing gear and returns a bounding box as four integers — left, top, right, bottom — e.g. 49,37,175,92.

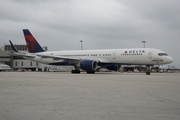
71,69,80,74
71,65,81,74
71,70,95,74
145,65,151,75
86,71,95,74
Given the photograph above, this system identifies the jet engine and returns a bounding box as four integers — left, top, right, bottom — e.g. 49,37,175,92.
80,60,98,71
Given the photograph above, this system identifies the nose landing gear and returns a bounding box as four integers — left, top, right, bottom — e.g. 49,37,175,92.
145,65,151,75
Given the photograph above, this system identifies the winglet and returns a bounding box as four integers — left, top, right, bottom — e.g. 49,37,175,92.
9,40,18,52
23,29,45,53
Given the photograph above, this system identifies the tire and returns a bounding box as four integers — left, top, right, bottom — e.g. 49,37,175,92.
146,72,150,75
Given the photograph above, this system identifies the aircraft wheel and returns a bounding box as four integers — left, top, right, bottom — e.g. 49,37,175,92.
146,72,150,75
71,70,80,74
145,65,151,75
87,71,95,74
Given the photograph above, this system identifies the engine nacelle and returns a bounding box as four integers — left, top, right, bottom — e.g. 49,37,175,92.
80,60,98,71
106,65,121,71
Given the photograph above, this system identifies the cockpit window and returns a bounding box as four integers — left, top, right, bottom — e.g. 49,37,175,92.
158,53,168,56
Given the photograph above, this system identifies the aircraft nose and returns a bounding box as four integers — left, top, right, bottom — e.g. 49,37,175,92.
168,57,173,63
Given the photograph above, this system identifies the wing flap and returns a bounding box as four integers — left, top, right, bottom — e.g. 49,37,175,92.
36,54,80,61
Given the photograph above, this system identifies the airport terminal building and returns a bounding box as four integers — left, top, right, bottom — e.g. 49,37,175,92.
0,44,49,71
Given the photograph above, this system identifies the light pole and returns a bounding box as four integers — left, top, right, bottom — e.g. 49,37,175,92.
142,41,146,48
80,40,83,50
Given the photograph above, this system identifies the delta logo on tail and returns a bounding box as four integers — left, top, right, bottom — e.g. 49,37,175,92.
23,29,44,53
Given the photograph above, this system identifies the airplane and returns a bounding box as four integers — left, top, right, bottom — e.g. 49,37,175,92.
0,63,12,71
9,29,173,75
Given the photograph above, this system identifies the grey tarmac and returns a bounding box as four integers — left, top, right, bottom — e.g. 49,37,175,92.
0,72,180,120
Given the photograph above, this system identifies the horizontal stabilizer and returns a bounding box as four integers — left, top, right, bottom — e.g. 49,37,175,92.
9,52,36,58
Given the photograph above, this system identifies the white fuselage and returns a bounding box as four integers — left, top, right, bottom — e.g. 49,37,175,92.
25,48,173,66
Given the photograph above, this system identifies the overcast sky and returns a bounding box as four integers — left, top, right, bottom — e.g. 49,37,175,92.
0,0,179,68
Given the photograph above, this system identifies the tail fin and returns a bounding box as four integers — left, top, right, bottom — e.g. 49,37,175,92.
9,40,19,52
23,29,45,53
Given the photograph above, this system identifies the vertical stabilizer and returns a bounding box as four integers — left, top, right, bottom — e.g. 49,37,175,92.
23,29,45,53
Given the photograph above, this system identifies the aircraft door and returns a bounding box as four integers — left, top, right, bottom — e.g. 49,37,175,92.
112,51,116,59
148,52,152,59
